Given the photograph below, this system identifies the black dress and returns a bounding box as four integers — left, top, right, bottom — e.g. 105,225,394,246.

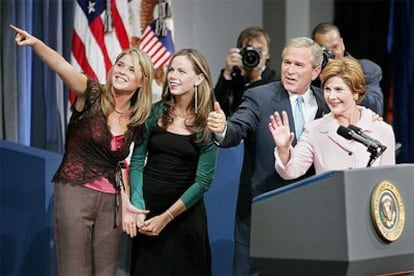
131,127,211,276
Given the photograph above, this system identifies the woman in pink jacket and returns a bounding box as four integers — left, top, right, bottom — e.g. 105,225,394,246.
269,57,395,179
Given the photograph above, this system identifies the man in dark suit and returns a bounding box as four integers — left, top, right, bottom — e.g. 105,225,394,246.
207,37,330,275
312,23,384,116
214,26,278,117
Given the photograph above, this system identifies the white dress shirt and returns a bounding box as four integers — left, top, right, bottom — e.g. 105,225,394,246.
288,89,318,125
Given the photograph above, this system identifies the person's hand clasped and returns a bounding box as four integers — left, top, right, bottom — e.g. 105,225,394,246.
122,204,149,237
138,213,171,237
121,192,149,238
268,111,294,149
207,102,227,134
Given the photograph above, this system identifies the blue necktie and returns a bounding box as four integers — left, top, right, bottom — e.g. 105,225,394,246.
294,96,305,139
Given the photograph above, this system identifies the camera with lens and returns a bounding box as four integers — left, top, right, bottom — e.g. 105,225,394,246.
240,46,261,68
321,45,335,69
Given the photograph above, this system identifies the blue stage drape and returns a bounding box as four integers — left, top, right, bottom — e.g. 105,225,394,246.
1,0,72,153
389,0,414,162
1,0,34,145
30,0,65,152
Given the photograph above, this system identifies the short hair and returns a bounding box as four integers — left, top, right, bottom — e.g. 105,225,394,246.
236,26,271,55
311,23,341,39
282,37,323,68
319,57,366,103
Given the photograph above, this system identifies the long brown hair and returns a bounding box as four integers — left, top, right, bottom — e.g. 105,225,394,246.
160,48,216,144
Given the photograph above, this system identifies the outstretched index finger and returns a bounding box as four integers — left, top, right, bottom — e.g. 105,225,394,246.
9,24,23,34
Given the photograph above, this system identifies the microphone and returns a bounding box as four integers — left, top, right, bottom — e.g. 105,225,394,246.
348,124,382,146
337,126,387,158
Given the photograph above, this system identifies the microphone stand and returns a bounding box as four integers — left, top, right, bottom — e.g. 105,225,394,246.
366,144,387,167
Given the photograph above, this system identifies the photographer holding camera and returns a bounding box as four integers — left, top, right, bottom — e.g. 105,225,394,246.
312,23,384,116
214,26,278,116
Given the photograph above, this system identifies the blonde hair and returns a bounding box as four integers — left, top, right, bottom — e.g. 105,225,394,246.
101,48,154,126
161,48,216,144
320,57,366,103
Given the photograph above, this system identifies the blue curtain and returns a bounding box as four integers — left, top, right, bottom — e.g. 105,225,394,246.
30,0,64,152
389,0,414,162
1,0,33,145
1,0,73,153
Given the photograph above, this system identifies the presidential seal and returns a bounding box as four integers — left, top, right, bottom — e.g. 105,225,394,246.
370,181,405,242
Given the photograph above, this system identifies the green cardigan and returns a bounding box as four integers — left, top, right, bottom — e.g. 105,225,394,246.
129,101,218,210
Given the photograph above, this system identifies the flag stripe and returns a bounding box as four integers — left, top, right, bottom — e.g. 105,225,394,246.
154,53,171,68
72,1,107,83
89,17,113,74
71,31,99,81
141,29,157,50
148,44,165,61
139,25,173,69
111,0,130,49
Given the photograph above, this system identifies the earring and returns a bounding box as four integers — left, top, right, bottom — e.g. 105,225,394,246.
194,85,198,113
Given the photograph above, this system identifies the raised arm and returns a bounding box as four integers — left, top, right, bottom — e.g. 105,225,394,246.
10,24,87,96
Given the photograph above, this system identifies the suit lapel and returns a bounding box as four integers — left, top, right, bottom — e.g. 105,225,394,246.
311,86,329,119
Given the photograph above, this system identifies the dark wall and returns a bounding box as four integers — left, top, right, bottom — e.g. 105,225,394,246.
334,0,391,115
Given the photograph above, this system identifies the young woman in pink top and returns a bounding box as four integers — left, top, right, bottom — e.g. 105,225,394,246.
11,24,152,275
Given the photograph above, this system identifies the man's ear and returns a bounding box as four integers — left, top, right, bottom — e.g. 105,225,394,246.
311,66,322,81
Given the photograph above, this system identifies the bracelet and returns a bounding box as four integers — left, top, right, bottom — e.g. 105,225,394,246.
166,210,174,221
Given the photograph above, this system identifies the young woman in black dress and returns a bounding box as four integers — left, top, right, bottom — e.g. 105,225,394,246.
127,48,218,275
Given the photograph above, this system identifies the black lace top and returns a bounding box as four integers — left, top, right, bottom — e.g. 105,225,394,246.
52,79,144,187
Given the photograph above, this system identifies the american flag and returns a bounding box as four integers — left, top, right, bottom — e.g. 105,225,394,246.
139,20,174,69
139,0,174,69
70,0,131,103
70,0,174,105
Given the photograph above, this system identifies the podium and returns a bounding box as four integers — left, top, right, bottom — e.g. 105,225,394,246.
0,140,62,275
251,164,414,275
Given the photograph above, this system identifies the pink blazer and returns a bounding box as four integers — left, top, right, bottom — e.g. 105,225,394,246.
275,106,396,179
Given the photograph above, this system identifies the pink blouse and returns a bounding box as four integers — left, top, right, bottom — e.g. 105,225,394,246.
84,135,125,194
